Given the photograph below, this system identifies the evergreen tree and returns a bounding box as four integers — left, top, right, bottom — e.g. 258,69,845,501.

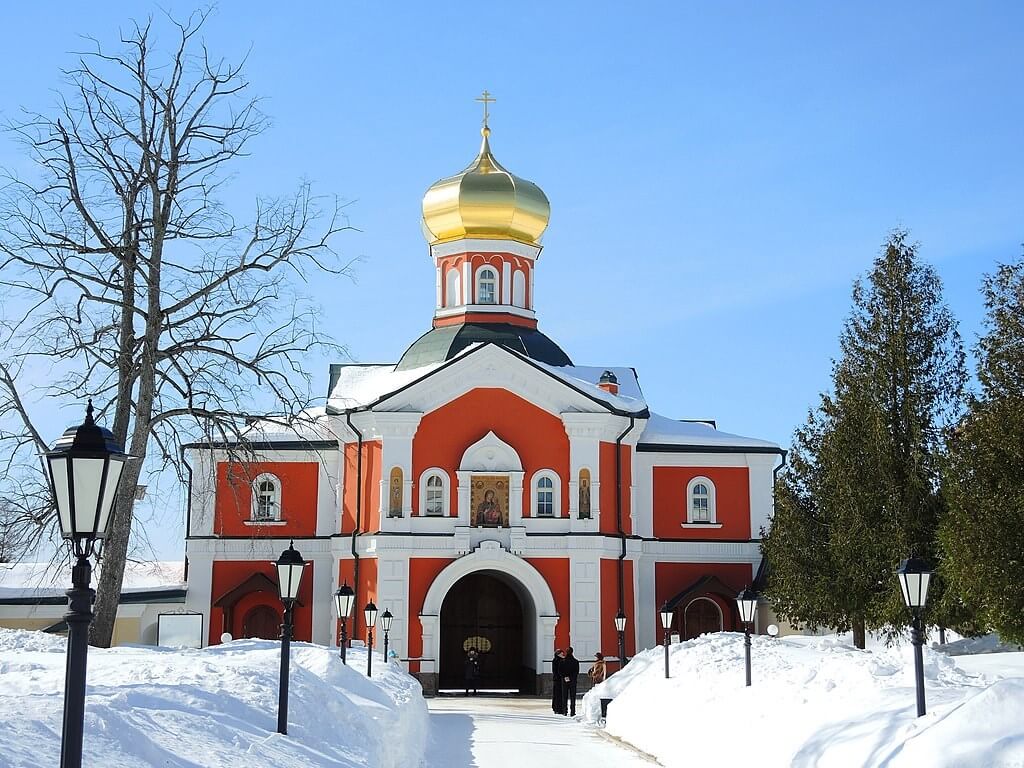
762,231,966,647
941,260,1024,645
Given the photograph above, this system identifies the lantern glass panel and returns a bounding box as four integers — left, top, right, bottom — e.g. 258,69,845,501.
614,614,626,632
47,455,73,537
276,563,304,602
660,608,673,630
381,610,393,632
335,587,355,618
899,571,931,609
365,603,378,628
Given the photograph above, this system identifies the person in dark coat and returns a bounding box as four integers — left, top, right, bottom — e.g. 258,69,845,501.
464,648,480,696
550,649,565,714
561,647,581,716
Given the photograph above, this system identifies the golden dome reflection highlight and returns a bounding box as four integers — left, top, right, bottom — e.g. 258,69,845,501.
421,120,551,246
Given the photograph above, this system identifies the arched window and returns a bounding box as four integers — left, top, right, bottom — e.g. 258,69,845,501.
531,470,560,517
389,467,403,518
686,476,716,524
578,468,592,519
419,468,449,517
251,474,282,521
512,270,526,307
445,268,461,308
477,267,497,304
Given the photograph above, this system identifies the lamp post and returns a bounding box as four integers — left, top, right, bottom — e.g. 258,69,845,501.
334,582,355,665
614,609,627,668
45,402,131,768
380,608,394,663
897,556,933,717
274,541,308,735
659,603,674,679
735,587,758,687
365,601,378,677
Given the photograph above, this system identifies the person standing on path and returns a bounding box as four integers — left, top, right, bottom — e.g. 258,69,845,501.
561,647,580,717
550,649,565,714
587,652,607,685
464,648,480,696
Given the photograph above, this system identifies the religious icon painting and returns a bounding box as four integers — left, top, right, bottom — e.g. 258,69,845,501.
470,475,509,527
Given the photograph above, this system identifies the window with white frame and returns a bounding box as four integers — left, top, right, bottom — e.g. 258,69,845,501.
477,267,497,304
532,470,560,517
420,469,449,517
251,474,282,521
686,476,716,524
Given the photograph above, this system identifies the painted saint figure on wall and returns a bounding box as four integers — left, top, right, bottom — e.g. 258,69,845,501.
470,475,509,527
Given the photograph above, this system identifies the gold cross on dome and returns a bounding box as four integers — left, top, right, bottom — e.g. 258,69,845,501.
475,90,496,127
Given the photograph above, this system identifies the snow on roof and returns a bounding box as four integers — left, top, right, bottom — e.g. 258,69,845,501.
327,361,444,411
532,362,647,413
238,406,337,443
327,344,648,414
0,560,185,600
638,412,780,450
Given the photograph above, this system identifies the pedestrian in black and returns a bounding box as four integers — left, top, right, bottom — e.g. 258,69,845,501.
550,648,565,714
561,647,580,716
464,648,480,696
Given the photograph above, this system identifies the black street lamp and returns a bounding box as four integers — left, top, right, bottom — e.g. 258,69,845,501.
365,601,378,677
274,541,308,735
735,587,758,687
45,402,131,768
614,609,627,668
897,556,933,717
334,582,355,665
380,608,394,663
659,603,673,679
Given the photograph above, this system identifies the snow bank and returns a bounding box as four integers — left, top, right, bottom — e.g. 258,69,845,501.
582,632,1024,768
0,629,427,768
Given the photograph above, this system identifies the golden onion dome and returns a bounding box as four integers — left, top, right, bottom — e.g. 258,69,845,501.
422,126,551,245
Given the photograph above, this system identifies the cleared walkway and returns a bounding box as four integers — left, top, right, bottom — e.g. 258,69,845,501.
424,696,659,768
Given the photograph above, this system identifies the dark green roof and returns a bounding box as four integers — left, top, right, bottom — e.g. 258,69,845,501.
396,322,572,371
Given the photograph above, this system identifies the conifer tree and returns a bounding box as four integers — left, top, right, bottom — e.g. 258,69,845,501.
940,260,1024,645
762,231,966,647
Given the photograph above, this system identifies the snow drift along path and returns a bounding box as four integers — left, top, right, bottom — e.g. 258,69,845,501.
0,629,427,768
582,633,1024,768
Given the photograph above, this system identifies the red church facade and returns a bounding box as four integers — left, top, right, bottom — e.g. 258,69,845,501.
183,117,783,693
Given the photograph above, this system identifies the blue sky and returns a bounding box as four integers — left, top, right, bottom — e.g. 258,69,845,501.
1,3,1022,558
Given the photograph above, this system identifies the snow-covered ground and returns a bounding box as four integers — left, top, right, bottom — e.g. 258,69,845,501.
582,633,1024,768
0,629,427,767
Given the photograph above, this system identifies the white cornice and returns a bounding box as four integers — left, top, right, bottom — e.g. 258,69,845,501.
434,304,536,320
430,238,541,260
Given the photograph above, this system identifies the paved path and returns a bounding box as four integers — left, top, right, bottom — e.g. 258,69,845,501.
423,696,659,768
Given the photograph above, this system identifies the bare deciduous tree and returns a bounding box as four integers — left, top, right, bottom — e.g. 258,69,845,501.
0,11,350,646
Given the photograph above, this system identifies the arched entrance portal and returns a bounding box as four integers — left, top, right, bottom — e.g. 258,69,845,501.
242,604,280,639
439,572,524,691
683,597,724,640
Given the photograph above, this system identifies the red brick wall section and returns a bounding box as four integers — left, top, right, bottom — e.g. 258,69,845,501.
338,557,379,646
652,466,751,540
407,558,456,674
524,558,571,650
412,388,570,518
600,558,636,661
215,461,319,537
342,440,382,534
599,442,632,535
209,559,314,645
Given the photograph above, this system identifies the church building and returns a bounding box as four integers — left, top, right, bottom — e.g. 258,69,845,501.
182,103,783,694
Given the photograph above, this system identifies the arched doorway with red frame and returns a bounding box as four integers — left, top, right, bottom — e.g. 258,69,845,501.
210,563,313,644
661,574,741,641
